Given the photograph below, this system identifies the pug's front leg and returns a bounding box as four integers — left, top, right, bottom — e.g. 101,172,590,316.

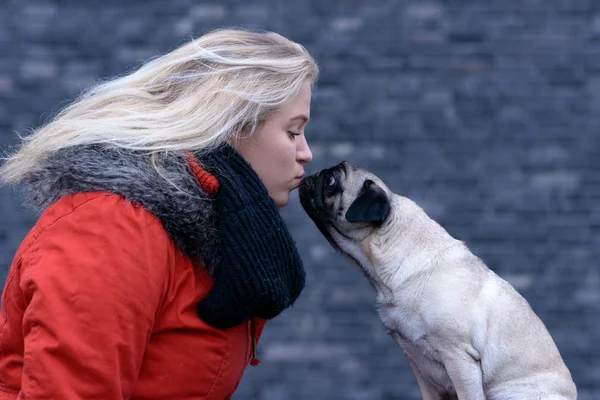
408,359,449,400
441,351,485,400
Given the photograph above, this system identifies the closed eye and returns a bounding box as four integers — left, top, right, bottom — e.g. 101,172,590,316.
288,131,301,139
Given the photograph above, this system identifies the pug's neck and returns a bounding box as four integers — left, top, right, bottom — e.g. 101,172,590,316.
372,196,465,291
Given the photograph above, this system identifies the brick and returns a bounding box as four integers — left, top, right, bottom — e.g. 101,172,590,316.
330,17,363,33
190,4,227,20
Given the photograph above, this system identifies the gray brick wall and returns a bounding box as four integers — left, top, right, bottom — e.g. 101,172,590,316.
1,1,599,399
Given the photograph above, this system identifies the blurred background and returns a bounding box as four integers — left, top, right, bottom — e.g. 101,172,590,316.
0,0,599,398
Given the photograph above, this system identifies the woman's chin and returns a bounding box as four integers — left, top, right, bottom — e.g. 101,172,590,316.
272,192,290,208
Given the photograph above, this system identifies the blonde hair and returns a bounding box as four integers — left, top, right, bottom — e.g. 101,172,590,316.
0,28,319,184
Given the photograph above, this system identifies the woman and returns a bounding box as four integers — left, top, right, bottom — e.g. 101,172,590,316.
0,28,318,399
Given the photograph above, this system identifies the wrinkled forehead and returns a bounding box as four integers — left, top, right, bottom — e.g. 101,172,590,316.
340,164,383,198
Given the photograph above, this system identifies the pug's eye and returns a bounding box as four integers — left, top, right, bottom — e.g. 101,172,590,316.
326,173,336,187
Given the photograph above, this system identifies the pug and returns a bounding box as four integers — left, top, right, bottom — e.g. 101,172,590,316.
299,162,577,400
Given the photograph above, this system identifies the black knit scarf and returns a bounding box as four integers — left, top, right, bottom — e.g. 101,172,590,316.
195,144,306,329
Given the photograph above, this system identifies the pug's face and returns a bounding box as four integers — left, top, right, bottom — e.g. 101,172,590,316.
299,161,393,280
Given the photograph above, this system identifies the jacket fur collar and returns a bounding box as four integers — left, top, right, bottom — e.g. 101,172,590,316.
22,145,220,272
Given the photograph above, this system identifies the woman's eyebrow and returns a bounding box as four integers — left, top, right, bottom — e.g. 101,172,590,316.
289,115,309,123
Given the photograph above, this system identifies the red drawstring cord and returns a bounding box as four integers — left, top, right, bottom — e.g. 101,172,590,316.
250,318,261,366
184,151,220,195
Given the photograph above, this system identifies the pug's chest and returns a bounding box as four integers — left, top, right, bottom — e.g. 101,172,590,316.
387,323,443,367
379,309,454,393
376,300,430,345
377,302,455,392
395,334,455,394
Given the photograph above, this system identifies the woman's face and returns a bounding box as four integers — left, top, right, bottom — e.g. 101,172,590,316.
233,84,313,207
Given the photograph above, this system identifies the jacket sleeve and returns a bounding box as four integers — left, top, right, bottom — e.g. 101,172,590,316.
17,195,169,399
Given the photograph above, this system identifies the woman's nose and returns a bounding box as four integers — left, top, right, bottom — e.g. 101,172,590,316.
297,136,313,164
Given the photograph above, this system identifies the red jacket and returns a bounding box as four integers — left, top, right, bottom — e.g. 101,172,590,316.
0,191,266,399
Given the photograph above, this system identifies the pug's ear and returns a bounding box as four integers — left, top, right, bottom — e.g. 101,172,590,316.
345,180,391,225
